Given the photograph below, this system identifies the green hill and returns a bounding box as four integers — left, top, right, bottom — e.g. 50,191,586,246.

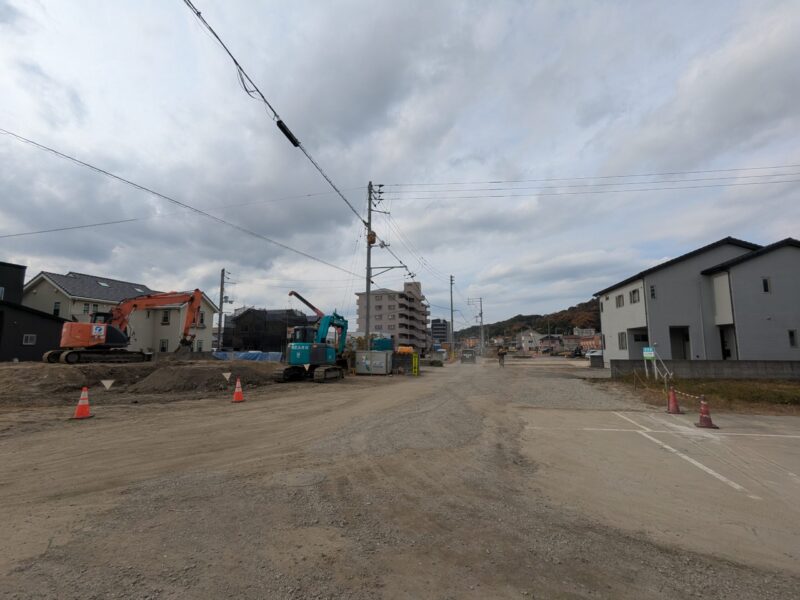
456,298,600,340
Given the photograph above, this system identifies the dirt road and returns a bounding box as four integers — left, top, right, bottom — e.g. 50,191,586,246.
2,359,798,599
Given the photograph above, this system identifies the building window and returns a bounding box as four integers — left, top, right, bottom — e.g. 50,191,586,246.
601,334,606,349
615,295,624,308
22,334,37,346
197,339,204,352
53,301,60,317
375,315,382,320
388,314,395,320
374,295,382,300
600,301,603,313
762,278,771,293
92,303,99,314
0,286,4,300
618,332,627,350
629,289,640,304
374,325,383,330
159,339,169,352
790,330,798,348
83,303,90,314
388,304,396,310
198,311,205,325
375,305,382,310
650,285,656,299
389,294,396,299
633,333,649,343
388,324,396,330
161,310,170,325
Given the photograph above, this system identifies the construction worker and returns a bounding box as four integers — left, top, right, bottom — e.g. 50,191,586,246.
497,346,507,367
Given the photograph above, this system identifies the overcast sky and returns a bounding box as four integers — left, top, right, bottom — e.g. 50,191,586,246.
1,0,798,329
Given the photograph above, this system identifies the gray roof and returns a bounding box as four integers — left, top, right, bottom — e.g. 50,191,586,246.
594,237,761,297
33,271,160,302
701,238,800,275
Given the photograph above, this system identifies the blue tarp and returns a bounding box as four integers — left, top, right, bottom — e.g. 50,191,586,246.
212,351,283,362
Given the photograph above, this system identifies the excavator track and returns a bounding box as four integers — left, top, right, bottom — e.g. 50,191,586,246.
55,350,152,364
312,366,344,383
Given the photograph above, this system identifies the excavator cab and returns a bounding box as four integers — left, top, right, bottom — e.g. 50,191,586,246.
290,326,317,344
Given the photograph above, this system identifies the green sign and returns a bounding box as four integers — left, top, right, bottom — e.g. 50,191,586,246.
643,346,655,360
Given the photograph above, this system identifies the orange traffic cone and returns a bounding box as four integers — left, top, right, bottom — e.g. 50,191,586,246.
232,377,244,403
71,386,94,420
695,397,719,429
666,387,683,414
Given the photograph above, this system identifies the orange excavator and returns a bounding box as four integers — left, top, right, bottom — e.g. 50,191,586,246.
43,290,204,364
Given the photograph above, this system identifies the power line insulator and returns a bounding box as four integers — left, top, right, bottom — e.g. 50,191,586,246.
276,120,300,147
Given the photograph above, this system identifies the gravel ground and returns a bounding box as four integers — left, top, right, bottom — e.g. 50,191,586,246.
1,359,797,599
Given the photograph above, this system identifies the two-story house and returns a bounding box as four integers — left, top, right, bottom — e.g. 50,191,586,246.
595,237,799,366
22,271,217,354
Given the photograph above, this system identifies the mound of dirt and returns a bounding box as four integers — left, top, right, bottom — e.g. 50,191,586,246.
128,362,281,394
0,360,282,406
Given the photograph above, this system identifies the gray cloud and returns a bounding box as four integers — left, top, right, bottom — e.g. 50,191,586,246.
1,1,798,325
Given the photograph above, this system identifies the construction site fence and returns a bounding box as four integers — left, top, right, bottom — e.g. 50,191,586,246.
610,359,800,380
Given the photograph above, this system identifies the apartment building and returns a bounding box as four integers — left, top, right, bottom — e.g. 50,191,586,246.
430,318,449,344
355,282,431,352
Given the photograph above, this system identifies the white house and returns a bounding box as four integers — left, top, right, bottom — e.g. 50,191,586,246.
23,271,218,354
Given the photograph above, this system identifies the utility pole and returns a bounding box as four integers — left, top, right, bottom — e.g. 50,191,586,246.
217,268,226,350
449,275,454,349
365,182,375,348
468,297,484,355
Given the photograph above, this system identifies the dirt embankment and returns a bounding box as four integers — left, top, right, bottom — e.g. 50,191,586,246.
0,360,281,407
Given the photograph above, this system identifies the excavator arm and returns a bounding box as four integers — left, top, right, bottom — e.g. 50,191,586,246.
109,289,204,347
288,290,325,318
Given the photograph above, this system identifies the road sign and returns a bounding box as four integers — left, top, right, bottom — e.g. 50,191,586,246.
643,347,655,360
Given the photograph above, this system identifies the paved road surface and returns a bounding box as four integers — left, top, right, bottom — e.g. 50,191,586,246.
2,359,798,599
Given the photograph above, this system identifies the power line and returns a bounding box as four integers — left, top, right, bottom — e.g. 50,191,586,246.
383,163,800,187
181,0,366,227
383,171,800,195
0,186,364,239
0,128,358,276
384,178,800,201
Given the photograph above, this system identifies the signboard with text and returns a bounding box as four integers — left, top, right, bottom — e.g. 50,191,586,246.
643,346,655,360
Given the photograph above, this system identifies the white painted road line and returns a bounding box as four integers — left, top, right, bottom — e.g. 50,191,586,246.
612,412,651,431
526,425,800,439
610,412,762,500
636,431,761,500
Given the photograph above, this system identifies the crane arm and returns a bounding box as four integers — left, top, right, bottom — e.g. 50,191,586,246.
288,290,325,318
110,289,204,345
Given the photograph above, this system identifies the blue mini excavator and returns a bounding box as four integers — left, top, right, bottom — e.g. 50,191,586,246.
276,290,349,382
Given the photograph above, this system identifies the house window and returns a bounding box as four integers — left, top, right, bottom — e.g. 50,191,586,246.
83,303,90,314
790,330,798,348
650,285,656,300
633,333,649,343
161,310,170,325
629,289,640,304
374,295,382,300
389,294,396,299
22,334,37,346
92,303,99,314
615,295,624,308
762,278,771,293
199,311,205,325
618,332,627,350
600,301,603,313
159,339,169,352
53,301,61,317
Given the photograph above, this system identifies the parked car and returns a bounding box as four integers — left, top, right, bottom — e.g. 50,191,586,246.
584,349,603,358
461,349,477,363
